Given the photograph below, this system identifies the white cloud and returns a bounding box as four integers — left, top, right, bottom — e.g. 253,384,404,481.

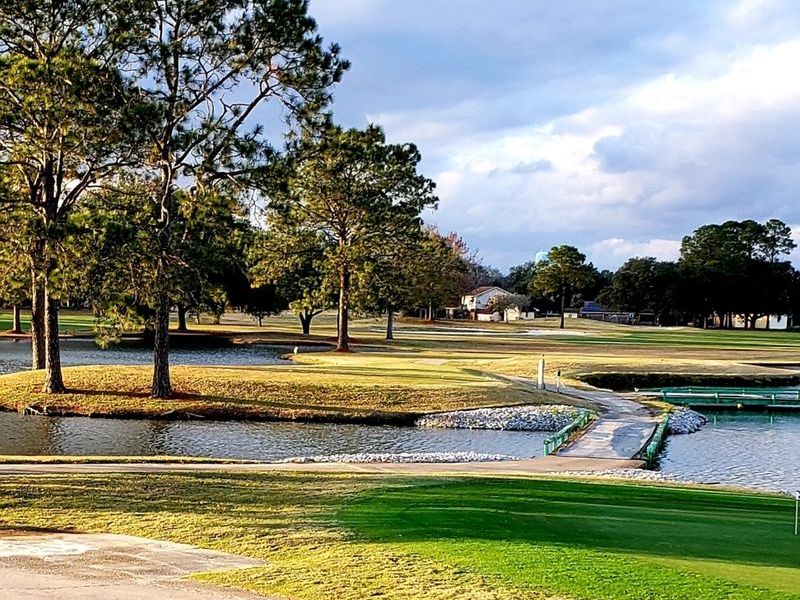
727,0,779,24
590,238,682,264
382,34,800,268
314,1,800,269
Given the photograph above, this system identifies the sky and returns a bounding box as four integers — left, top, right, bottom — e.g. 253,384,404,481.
308,0,800,271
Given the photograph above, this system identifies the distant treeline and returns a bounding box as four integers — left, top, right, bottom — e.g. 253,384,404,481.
499,219,798,328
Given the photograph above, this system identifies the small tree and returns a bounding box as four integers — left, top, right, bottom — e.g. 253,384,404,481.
0,204,30,333
407,229,470,322
531,245,594,329
72,180,250,345
487,293,529,317
248,227,330,336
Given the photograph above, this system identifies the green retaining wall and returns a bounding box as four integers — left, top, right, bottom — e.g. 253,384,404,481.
543,410,592,456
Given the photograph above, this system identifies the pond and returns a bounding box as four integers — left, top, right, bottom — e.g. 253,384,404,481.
0,338,299,375
659,411,800,494
0,412,549,461
0,338,550,461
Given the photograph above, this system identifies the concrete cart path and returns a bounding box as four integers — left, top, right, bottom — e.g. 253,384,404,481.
0,531,269,600
557,384,659,459
496,374,659,460
0,455,644,476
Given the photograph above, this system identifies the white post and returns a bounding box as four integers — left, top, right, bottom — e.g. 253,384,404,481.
795,491,799,536
537,356,545,390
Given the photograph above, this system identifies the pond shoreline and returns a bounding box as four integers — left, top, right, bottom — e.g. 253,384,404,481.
0,404,423,426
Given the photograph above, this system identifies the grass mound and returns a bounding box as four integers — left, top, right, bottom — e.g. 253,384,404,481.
0,363,546,423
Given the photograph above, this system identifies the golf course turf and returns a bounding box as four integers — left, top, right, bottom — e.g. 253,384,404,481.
0,472,796,599
0,359,551,422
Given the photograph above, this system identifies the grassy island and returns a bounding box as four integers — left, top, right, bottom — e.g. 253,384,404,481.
0,353,554,423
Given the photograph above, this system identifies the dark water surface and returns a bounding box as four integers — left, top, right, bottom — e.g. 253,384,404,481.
0,412,548,460
660,412,800,493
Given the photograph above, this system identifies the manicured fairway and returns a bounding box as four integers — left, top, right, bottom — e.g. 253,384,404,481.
556,327,800,350
341,478,800,599
0,473,796,599
0,310,95,334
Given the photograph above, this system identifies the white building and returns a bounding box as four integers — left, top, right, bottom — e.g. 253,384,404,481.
729,314,792,330
461,286,511,321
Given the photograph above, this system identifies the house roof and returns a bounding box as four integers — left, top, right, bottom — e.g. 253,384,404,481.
580,301,610,313
466,286,510,297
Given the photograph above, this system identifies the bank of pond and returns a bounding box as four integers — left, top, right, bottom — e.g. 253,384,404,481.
0,339,798,494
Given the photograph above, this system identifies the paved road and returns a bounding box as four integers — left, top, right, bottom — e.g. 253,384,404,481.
0,532,268,600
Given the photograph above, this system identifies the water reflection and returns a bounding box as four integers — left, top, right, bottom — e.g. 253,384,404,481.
0,412,547,460
659,412,800,494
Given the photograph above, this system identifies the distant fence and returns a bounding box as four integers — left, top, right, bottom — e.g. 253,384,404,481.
643,412,671,468
653,386,800,409
543,410,592,456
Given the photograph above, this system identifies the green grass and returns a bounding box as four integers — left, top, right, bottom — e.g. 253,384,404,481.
0,310,96,334
341,477,800,599
0,361,555,421
557,328,800,350
0,473,796,599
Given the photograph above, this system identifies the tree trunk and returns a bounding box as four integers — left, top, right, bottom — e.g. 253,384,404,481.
176,305,188,332
559,284,566,329
427,302,435,322
337,268,350,352
43,292,65,393
30,268,46,370
386,309,394,340
151,295,172,398
10,305,22,334
299,311,313,335
194,312,201,325
257,315,263,327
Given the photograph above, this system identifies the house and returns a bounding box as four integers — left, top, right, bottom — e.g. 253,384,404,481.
461,286,511,321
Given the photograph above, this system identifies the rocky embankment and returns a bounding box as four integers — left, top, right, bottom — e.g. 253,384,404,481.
282,451,516,464
667,407,708,434
415,405,583,431
551,469,690,483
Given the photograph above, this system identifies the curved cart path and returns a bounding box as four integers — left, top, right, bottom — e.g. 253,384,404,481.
557,384,659,459
498,374,659,460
